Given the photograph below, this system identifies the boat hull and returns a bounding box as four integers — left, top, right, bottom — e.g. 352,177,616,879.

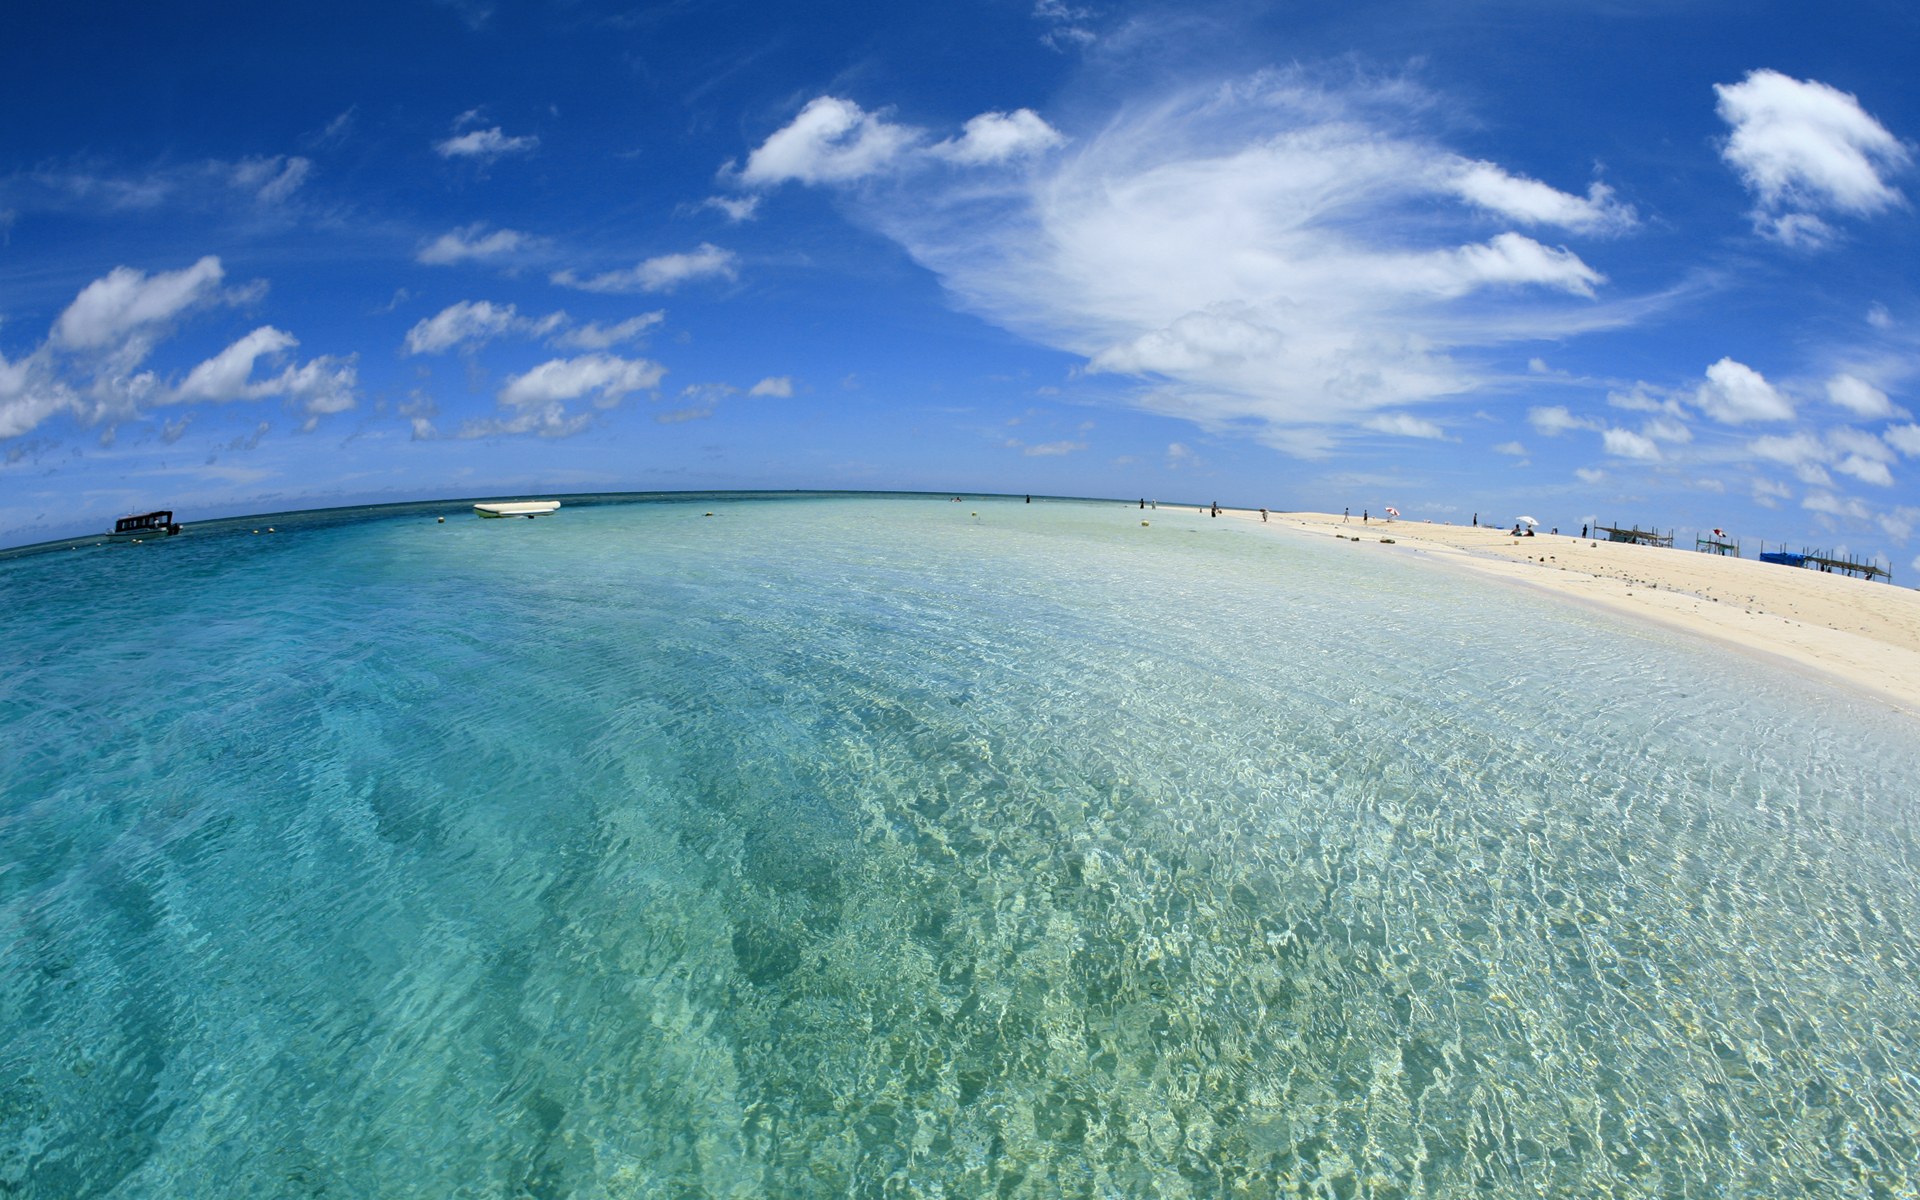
474,501,562,518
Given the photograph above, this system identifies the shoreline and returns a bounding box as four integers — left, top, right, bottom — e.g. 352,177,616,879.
1223,509,1920,718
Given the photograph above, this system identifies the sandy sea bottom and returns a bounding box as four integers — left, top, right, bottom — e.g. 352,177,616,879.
3,495,1917,1198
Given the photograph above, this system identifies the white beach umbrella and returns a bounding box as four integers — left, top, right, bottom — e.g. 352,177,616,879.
1516,515,1539,527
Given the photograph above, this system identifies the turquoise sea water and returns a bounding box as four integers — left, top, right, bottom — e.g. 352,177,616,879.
3,493,1917,1198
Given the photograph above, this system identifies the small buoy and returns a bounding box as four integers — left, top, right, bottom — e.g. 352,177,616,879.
268,527,275,533
704,512,714,517
252,530,259,534
970,512,977,516
1141,521,1150,527
437,517,445,524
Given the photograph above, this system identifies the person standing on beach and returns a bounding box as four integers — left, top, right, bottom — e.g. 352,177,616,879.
1260,508,1268,522
1344,507,1349,521
1363,510,1368,523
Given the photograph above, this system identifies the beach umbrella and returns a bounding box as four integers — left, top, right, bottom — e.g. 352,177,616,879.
1384,506,1400,519
1516,515,1539,527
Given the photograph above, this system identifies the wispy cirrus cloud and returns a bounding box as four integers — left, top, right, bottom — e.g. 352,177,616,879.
756,72,1630,453
417,224,540,266
551,244,737,293
435,126,539,161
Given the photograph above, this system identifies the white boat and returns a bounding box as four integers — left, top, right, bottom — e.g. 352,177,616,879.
474,500,562,519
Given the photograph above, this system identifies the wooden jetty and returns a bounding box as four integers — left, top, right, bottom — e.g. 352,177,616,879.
1596,523,1673,548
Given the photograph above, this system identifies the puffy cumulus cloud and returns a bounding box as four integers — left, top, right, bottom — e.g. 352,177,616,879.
171,326,358,421
402,300,566,355
417,224,535,266
405,300,518,355
466,353,665,439
1745,426,1900,487
847,73,1627,449
0,351,77,439
0,258,357,442
552,244,737,294
1361,413,1448,440
1601,427,1661,461
499,353,664,409
1747,431,1833,484
435,126,538,160
1693,357,1794,424
1715,70,1911,245
1803,492,1871,520
1825,372,1903,419
931,110,1065,166
1528,405,1599,436
174,327,298,400
1886,424,1920,457
734,98,1066,192
748,375,794,398
1444,162,1635,233
52,256,227,354
740,98,921,186
1439,232,1603,297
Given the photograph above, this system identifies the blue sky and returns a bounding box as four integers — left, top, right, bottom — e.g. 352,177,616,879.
2,0,1917,569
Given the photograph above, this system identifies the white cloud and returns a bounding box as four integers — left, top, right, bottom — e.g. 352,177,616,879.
1694,357,1794,424
703,195,762,222
1574,467,1606,484
1886,424,1920,457
1867,302,1893,330
1715,70,1911,243
0,351,77,439
417,224,534,266
1033,0,1096,48
1607,383,1684,415
467,353,665,439
932,110,1065,165
1362,413,1447,440
404,300,526,355
1825,372,1901,419
174,326,298,401
1601,427,1661,460
551,244,737,293
498,354,665,409
552,312,665,350
1492,440,1527,456
171,326,357,419
1445,161,1634,232
51,256,227,353
1440,232,1604,297
1528,404,1598,436
741,97,920,186
1642,416,1692,444
1803,491,1870,520
229,155,312,203
748,375,794,398
852,73,1625,448
1008,438,1086,456
435,126,538,160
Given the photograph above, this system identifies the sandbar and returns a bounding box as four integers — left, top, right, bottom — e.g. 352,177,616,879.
1221,509,1920,718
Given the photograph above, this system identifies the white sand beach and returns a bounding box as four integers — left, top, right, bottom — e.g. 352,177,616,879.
1227,510,1920,717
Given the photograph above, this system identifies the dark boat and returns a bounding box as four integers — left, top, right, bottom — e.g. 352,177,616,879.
107,510,182,541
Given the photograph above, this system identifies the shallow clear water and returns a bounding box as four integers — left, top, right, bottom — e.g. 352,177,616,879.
3,494,1917,1198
